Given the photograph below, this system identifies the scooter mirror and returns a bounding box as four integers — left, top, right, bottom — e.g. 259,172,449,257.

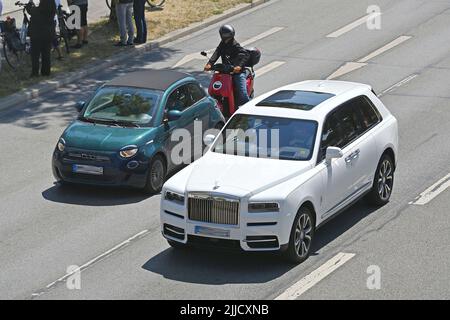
200,51,207,57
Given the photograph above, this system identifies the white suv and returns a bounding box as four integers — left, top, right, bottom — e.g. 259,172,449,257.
160,80,398,263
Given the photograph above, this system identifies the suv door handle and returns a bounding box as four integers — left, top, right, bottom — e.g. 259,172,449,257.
345,149,360,163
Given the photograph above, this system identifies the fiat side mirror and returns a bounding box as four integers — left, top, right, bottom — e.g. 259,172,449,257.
75,101,86,113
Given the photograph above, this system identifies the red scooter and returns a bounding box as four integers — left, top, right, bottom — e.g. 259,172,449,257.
201,48,261,118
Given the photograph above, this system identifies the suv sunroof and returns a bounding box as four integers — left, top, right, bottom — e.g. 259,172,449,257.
256,90,335,110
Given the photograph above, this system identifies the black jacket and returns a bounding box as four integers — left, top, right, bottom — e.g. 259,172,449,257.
208,39,250,70
26,2,56,41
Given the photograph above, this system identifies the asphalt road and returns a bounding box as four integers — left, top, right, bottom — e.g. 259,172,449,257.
0,0,449,300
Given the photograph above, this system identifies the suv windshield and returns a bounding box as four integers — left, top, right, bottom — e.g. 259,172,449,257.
81,86,162,127
213,114,318,161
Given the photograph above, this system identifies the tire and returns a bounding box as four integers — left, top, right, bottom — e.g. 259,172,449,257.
3,37,23,70
147,0,165,8
167,239,186,249
143,155,166,194
366,154,395,206
284,206,315,264
106,0,112,10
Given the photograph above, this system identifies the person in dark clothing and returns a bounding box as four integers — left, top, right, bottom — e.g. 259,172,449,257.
204,25,250,107
26,0,56,77
133,0,147,44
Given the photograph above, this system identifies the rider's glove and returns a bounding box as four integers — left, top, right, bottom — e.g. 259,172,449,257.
204,63,212,71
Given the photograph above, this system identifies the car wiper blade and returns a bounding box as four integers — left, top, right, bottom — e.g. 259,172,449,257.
85,117,140,128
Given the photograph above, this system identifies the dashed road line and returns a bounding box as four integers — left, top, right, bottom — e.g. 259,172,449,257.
255,61,286,77
357,35,411,63
275,252,356,300
326,12,382,38
173,27,284,68
30,229,150,298
327,36,412,80
378,74,418,97
410,173,450,205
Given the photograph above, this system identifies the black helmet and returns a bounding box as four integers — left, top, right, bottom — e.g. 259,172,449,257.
219,25,235,41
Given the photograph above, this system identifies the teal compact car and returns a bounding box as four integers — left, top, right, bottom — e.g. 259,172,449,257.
52,70,225,193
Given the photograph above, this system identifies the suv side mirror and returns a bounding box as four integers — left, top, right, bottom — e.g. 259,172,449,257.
75,101,86,113
326,146,343,162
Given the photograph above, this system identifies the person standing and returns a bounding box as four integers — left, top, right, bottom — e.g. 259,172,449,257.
133,0,147,44
68,0,88,49
26,0,57,77
115,0,134,46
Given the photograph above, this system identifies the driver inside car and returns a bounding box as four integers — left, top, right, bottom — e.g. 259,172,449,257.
204,24,250,107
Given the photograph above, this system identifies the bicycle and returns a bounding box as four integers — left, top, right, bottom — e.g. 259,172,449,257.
0,17,26,70
56,4,78,55
105,0,166,10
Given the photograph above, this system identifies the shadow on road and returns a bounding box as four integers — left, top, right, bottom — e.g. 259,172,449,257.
141,199,379,285
40,164,185,206
0,47,180,130
41,183,151,206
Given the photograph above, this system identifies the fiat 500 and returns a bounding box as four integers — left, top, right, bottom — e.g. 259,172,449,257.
160,80,398,263
52,70,225,193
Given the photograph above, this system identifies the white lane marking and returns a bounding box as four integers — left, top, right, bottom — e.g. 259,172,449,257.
378,74,418,97
240,26,285,47
410,173,450,205
31,229,150,297
255,61,286,77
327,62,367,80
326,35,411,79
358,35,411,63
275,252,355,300
173,27,284,68
326,12,382,38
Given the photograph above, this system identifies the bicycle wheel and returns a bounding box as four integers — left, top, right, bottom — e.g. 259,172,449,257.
106,0,112,10
59,25,71,54
147,0,165,8
3,38,25,70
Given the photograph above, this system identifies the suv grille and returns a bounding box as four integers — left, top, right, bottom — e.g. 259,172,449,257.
188,193,239,226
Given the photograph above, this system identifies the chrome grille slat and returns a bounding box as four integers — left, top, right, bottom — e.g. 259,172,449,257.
188,193,239,226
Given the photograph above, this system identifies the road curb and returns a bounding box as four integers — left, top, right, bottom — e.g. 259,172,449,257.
0,0,270,112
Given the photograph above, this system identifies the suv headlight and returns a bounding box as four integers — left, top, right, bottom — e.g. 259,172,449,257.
248,202,280,213
119,145,138,158
165,191,185,204
57,138,65,152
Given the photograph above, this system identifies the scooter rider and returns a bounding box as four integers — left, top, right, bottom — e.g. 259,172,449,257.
204,25,250,107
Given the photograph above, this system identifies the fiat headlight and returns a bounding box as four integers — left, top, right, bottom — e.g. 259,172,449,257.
119,145,138,158
57,138,65,152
